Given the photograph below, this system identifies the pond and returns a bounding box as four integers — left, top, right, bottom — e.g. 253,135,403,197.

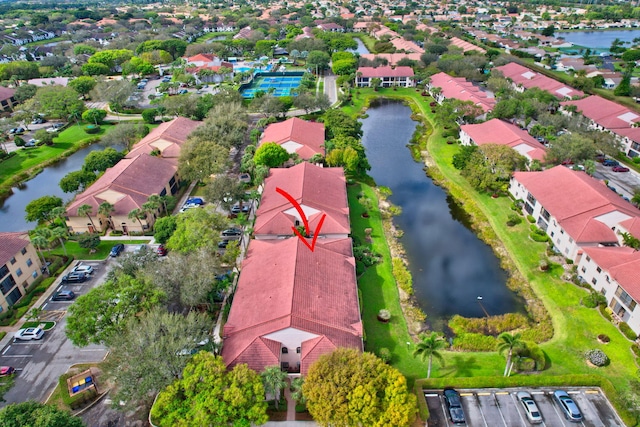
360,100,525,330
557,29,640,49
0,142,125,233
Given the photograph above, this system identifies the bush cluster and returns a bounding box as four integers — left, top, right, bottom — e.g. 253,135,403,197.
530,227,549,242
619,322,638,341
631,344,640,357
585,349,609,366
84,125,101,134
392,258,413,296
599,304,613,322
582,291,606,309
597,334,610,343
506,213,522,227
526,214,535,223
451,333,497,351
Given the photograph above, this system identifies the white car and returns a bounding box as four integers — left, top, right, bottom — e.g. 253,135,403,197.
14,327,44,341
517,392,543,424
72,264,94,275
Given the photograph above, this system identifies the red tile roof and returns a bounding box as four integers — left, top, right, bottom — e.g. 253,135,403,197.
449,36,486,53
126,117,200,160
513,166,638,243
582,246,640,302
495,62,584,99
66,154,177,217
430,72,495,112
357,66,414,78
359,53,422,66
255,163,350,237
460,118,546,161
620,217,640,240
0,232,29,265
260,118,325,160
561,96,640,142
0,86,15,102
222,237,362,373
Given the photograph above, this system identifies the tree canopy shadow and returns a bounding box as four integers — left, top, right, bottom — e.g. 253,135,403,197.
440,355,481,377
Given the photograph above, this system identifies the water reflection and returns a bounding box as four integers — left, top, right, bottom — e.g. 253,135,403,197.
360,100,524,329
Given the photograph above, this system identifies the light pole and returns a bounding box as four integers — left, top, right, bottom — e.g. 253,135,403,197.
477,296,490,317
477,296,489,334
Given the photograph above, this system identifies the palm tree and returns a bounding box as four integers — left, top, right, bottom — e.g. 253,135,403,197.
261,365,288,409
77,204,97,232
412,332,447,379
30,228,51,273
146,194,163,214
50,226,69,256
290,377,305,405
48,206,67,226
98,202,115,231
497,332,524,377
128,208,146,232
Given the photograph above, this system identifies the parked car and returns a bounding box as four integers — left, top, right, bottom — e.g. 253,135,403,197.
553,390,582,422
156,244,167,256
186,197,204,205
443,388,466,425
24,139,37,147
161,76,171,82
517,391,543,424
52,290,76,301
0,366,15,376
13,127,25,135
231,204,250,214
222,228,242,236
612,166,630,172
46,123,65,133
14,327,44,341
72,263,94,275
218,239,230,248
109,243,125,257
178,88,188,94
31,117,46,124
603,159,620,167
61,272,88,283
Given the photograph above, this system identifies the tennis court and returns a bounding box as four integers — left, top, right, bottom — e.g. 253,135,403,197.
240,73,302,98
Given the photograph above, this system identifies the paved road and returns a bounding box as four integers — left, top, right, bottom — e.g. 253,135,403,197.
592,162,640,200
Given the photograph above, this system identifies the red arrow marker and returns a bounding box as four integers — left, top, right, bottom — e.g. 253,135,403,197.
276,187,326,252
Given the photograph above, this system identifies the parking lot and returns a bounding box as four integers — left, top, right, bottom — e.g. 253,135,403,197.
424,387,624,427
593,162,640,200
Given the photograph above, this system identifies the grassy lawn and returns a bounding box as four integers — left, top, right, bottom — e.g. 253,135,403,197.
0,123,115,189
344,87,639,422
49,239,149,261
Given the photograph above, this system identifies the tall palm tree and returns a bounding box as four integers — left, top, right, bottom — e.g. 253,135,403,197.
77,204,97,232
261,365,288,409
128,209,146,232
497,332,524,377
50,226,69,256
48,206,67,226
98,202,115,231
412,332,447,379
145,194,163,214
31,228,51,273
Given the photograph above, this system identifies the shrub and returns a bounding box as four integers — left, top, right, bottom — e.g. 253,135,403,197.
631,344,640,357
141,108,157,124
110,230,123,236
377,309,391,322
530,227,549,242
599,304,613,322
84,125,101,134
58,372,97,409
582,291,606,308
619,322,638,340
451,333,497,351
597,334,610,343
14,136,25,147
378,348,392,363
585,349,609,366
506,213,522,227
527,214,535,223
392,258,413,295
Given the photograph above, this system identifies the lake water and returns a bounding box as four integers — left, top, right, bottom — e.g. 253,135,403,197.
0,142,124,232
350,38,370,55
360,100,525,328
557,29,640,49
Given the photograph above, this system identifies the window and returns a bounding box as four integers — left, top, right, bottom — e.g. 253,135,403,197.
296,347,301,354
597,267,602,273
592,278,597,285
550,231,555,237
560,229,564,234
524,203,534,214
541,209,550,221
15,268,22,277
282,347,288,354
0,264,8,278
526,193,536,205
20,248,26,255
581,266,586,273
5,287,22,306
606,275,610,283
586,256,591,262
615,286,637,311
569,237,573,244
32,271,37,279
26,259,32,267
9,257,15,265
0,275,16,295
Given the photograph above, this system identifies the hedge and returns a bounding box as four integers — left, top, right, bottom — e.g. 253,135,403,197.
619,322,638,341
414,374,634,425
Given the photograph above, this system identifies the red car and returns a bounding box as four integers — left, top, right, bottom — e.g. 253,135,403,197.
612,166,630,172
0,366,15,376
156,244,168,256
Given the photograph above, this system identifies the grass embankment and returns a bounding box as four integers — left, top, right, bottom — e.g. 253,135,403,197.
345,86,638,424
0,123,116,199
49,239,149,261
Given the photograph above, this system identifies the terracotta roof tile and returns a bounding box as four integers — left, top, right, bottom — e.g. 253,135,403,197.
126,117,200,159
260,118,325,160
430,72,495,112
496,62,584,99
357,66,414,78
0,232,29,265
582,246,640,302
461,118,546,161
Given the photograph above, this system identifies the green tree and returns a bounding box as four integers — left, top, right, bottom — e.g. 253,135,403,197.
497,332,524,377
371,77,382,91
65,272,164,347
81,108,107,125
30,228,51,271
545,133,598,165
0,401,85,427
77,204,97,232
99,123,148,148
141,108,157,124
452,145,478,170
83,148,124,173
178,139,229,182
253,142,290,167
204,175,245,210
50,226,69,257
412,332,447,379
150,352,268,427
262,365,288,409
621,232,640,249
27,86,86,119
166,207,228,254
306,50,331,72
68,76,97,99
462,144,527,193
128,208,146,231
59,170,96,193
87,49,134,72
541,25,555,37
303,348,417,427
98,202,115,229
25,196,63,223
81,62,110,76
103,309,210,410
322,109,363,139
614,72,632,97
14,84,37,103
77,233,100,252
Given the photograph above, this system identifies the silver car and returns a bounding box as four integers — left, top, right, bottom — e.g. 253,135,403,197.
517,391,543,424
14,327,44,341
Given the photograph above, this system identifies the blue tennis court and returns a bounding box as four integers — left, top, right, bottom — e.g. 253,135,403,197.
240,73,302,98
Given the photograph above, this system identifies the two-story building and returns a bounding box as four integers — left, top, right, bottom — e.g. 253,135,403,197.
355,66,415,88
0,232,42,313
260,117,325,160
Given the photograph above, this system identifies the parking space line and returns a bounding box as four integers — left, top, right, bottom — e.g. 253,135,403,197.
531,391,545,395
496,392,509,395
477,392,491,396
585,390,599,394
42,303,48,310
460,392,473,396
424,393,438,397
2,354,32,357
474,394,489,427
439,395,449,425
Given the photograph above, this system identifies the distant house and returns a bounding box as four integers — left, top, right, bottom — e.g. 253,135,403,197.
317,22,344,32
0,87,17,112
260,117,325,160
0,232,42,313
125,117,200,161
509,165,639,260
494,62,584,99
184,53,234,83
355,66,415,88
254,163,350,239
222,237,363,375
428,72,495,115
359,53,422,66
460,118,546,163
448,37,486,54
